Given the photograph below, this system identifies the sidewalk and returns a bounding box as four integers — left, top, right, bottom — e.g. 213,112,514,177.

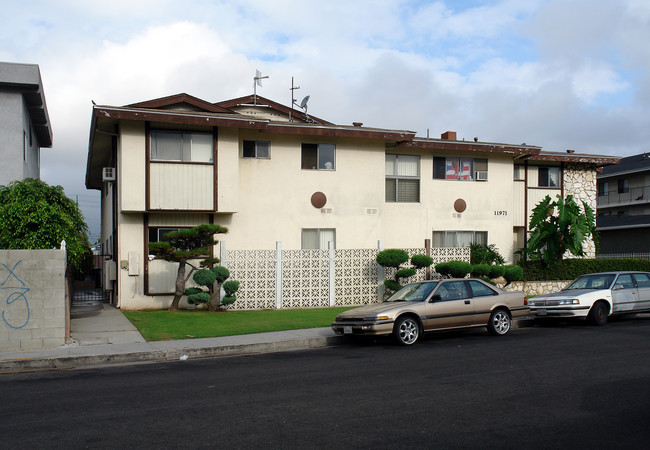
0,305,345,374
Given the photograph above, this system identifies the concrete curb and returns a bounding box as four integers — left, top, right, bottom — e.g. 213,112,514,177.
0,335,347,374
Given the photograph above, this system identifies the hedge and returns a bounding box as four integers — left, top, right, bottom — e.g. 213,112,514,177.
521,258,650,281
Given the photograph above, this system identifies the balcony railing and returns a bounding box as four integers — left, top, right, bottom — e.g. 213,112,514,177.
598,185,650,206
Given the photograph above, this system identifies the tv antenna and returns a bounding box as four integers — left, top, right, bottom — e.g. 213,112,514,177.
253,70,269,105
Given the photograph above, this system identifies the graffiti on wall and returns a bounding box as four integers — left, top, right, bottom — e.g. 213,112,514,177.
1,261,30,329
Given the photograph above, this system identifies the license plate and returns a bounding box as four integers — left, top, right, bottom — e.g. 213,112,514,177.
344,326,352,334
537,309,547,316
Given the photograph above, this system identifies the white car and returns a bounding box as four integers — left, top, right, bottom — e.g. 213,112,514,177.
529,271,650,325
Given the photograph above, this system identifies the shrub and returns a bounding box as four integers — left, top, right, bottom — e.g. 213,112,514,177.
471,264,491,277
193,269,217,286
384,279,403,292
503,265,524,282
435,262,450,277
488,265,505,279
469,243,505,265
395,268,417,279
376,249,409,268
411,254,434,269
436,261,473,278
522,258,650,281
212,265,230,283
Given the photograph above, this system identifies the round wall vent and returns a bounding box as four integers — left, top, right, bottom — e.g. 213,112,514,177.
454,198,467,213
311,192,327,209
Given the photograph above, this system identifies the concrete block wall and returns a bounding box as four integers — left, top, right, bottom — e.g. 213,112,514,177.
1,249,67,352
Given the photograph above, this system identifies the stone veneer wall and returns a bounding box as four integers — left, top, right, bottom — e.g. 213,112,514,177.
563,163,598,258
0,249,67,352
501,280,571,296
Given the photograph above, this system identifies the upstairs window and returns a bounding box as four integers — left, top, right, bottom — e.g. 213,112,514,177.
538,166,560,187
243,140,270,159
151,131,213,162
618,179,629,194
514,165,525,181
301,143,335,170
301,228,336,249
598,181,608,196
433,157,488,181
386,154,420,202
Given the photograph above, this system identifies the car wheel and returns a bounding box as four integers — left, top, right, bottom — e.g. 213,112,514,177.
393,316,420,345
487,309,511,336
588,302,608,326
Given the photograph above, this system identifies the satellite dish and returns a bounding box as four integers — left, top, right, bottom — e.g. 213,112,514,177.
300,95,310,109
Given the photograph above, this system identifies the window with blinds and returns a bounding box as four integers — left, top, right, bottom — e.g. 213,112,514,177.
386,154,420,202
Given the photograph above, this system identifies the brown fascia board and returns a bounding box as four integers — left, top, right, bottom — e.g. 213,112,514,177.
400,138,541,156
90,105,415,141
530,152,621,166
127,93,234,114
92,105,270,129
214,94,333,125
267,122,416,141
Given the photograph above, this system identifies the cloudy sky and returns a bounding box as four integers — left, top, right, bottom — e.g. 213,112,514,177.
2,0,649,241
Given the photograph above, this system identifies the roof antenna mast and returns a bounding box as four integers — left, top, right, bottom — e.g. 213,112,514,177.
290,77,300,122
253,70,269,105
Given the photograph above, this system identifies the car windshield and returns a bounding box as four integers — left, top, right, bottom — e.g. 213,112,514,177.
386,282,438,302
564,274,616,290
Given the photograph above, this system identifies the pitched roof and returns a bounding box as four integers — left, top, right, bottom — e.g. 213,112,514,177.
599,152,650,178
128,93,234,114
214,94,332,125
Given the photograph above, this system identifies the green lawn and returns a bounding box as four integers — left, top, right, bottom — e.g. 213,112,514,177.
122,306,356,341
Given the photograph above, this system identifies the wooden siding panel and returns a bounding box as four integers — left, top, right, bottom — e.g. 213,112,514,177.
150,163,213,210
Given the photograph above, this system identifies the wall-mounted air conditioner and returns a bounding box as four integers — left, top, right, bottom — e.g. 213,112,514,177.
102,167,115,182
475,171,488,181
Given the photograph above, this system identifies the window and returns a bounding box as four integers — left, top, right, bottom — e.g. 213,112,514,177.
432,231,487,248
243,140,270,158
435,281,469,301
614,274,634,289
633,273,650,288
386,154,420,202
150,131,213,162
598,181,608,196
433,157,487,181
514,165,525,181
538,167,560,187
148,227,184,243
301,228,335,249
469,280,497,297
301,143,335,170
618,179,629,194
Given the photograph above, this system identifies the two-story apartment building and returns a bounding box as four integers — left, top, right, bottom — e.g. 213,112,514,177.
0,62,52,185
597,152,650,253
85,93,618,309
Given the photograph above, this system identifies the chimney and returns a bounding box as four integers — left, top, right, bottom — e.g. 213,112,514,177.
441,131,457,140
352,122,363,127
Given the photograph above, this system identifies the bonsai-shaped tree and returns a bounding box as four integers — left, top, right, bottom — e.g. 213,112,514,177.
523,194,597,266
377,249,433,293
185,265,240,311
148,224,227,310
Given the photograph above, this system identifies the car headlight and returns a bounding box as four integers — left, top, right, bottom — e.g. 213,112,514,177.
559,299,579,305
365,315,390,321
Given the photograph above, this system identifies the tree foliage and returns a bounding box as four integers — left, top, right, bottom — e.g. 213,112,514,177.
524,194,597,266
376,249,434,293
148,224,228,310
0,178,90,269
469,242,505,265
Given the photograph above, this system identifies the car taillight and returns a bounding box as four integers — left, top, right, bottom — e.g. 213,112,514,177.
524,297,528,305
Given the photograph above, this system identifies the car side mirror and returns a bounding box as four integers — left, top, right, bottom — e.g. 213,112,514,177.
429,294,441,303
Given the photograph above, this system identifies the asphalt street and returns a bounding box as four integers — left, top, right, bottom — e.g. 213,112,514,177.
1,316,649,449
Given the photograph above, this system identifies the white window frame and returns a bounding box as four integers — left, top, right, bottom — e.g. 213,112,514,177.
301,143,336,170
386,154,420,202
432,231,487,248
301,228,336,249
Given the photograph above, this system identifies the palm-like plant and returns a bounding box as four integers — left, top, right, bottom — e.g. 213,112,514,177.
525,194,598,266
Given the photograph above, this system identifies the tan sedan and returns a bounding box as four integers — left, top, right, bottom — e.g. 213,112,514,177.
332,279,528,345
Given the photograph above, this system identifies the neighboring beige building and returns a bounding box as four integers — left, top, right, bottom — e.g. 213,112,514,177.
85,93,619,309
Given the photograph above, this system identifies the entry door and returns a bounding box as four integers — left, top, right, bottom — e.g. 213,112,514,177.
611,274,638,312
425,280,474,330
